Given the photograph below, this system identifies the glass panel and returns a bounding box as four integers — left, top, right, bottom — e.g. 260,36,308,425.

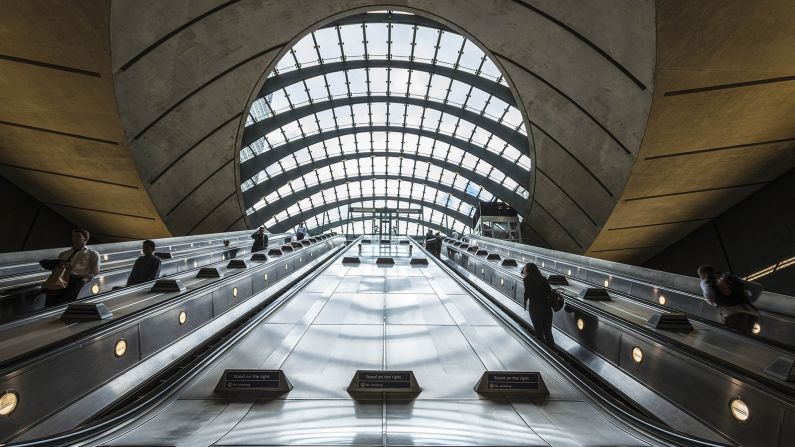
391,24,414,60
339,24,365,60
413,26,438,62
315,27,342,61
436,31,464,67
365,23,389,58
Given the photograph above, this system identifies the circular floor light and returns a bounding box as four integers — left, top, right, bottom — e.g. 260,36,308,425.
0,391,19,416
576,318,585,331
729,398,750,423
114,339,128,358
178,311,188,325
631,346,643,364
752,322,761,335
232,287,238,298
658,295,666,305
500,278,504,286
603,279,609,288
567,269,572,276
91,283,100,294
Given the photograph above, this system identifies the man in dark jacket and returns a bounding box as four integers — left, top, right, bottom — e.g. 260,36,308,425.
251,225,268,252
127,240,161,286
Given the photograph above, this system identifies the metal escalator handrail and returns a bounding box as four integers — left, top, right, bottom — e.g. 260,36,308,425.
445,243,795,404
465,236,795,352
416,241,731,447
467,235,795,319
0,235,334,375
0,235,286,330
5,236,355,447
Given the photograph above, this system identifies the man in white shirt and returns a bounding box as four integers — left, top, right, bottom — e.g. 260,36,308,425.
46,229,101,306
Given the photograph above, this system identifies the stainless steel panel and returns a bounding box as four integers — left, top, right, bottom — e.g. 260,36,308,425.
281,324,384,399
386,400,545,446
138,294,214,357
106,400,252,447
618,332,785,447
385,277,434,294
470,325,580,401
179,323,296,400
386,325,483,399
440,294,499,326
267,292,327,324
385,294,455,326
211,277,254,316
511,401,649,447
314,293,385,325
217,400,383,446
0,325,141,441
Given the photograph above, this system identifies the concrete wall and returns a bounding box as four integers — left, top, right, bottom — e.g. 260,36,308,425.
644,168,795,295
0,174,97,253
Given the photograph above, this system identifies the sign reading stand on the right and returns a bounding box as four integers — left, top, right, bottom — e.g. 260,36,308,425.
474,371,548,398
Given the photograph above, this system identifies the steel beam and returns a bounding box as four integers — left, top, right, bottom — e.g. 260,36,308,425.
240,125,529,183
242,151,525,210
259,59,514,106
242,95,529,153
271,195,472,232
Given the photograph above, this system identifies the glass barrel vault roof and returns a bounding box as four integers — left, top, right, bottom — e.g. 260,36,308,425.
239,11,532,234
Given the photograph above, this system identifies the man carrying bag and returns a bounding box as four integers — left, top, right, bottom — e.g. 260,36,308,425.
42,229,101,307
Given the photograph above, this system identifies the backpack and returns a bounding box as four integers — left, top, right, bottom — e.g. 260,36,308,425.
547,288,565,312
716,273,746,306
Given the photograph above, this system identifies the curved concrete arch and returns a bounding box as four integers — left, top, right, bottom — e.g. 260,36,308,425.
248,172,498,225
258,59,515,106
240,125,529,183
242,95,529,152
272,195,472,232
241,152,525,211
105,1,656,256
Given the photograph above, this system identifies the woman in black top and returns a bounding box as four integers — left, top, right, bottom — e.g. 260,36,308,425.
522,263,555,349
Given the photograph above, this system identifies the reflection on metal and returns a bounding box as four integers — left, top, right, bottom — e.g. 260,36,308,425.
646,313,693,332
474,371,548,398
178,311,187,325
114,339,128,358
730,398,750,423
0,391,19,416
631,346,643,364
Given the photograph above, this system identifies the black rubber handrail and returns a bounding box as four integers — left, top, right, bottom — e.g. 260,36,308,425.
5,236,354,447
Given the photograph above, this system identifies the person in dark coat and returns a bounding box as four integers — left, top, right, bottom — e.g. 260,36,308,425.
522,262,555,349
251,225,268,252
126,240,161,286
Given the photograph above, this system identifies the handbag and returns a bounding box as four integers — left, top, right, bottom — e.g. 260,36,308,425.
42,249,77,292
547,288,565,312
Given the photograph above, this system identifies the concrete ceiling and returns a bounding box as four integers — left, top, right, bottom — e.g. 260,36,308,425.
108,0,654,251
586,0,795,263
2,0,792,264
0,1,170,242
